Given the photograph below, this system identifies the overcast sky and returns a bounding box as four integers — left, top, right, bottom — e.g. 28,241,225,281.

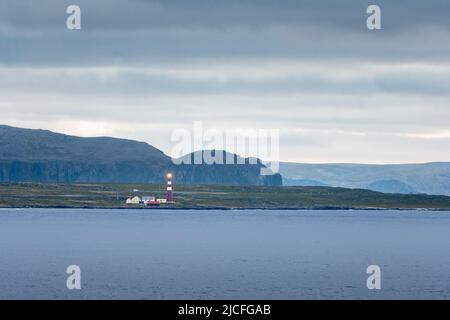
1,0,449,163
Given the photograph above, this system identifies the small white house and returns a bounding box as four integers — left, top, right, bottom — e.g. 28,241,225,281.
126,196,141,204
157,198,167,203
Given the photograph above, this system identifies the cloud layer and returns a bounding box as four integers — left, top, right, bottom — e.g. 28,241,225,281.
0,0,449,163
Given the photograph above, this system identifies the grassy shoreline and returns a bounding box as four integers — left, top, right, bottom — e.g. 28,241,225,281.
1,206,449,211
1,182,450,210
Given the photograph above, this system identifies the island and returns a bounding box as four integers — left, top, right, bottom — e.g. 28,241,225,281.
1,183,450,210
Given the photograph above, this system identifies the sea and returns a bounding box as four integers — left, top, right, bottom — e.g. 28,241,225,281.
0,208,449,299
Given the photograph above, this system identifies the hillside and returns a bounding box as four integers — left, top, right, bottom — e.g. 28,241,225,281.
280,162,450,196
0,125,281,186
1,183,450,210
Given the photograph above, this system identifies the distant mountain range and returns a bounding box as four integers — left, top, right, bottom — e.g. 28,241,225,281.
280,162,450,196
0,125,281,186
2,124,449,195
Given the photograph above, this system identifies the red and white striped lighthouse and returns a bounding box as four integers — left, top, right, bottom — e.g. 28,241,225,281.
166,172,173,202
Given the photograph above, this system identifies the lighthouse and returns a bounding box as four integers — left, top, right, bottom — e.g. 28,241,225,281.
166,172,173,202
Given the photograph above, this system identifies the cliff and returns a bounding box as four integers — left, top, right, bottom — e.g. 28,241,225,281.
0,125,282,186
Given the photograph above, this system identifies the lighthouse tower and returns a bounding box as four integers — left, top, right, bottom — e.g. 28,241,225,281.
166,173,173,202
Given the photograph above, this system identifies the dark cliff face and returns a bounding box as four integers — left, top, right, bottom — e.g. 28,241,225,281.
0,160,167,183
0,125,282,186
170,150,282,186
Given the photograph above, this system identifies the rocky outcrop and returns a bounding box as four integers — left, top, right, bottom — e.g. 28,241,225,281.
0,125,282,186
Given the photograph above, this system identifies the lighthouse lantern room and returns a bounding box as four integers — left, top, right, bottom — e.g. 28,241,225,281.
166,173,174,202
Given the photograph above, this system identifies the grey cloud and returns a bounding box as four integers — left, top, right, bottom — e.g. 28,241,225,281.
1,27,450,66
1,1,450,163
2,62,450,96
1,0,449,31
0,1,450,67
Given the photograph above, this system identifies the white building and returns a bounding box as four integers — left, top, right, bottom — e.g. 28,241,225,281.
157,198,167,203
126,196,141,204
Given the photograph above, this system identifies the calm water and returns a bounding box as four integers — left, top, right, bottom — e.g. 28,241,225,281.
0,208,450,300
